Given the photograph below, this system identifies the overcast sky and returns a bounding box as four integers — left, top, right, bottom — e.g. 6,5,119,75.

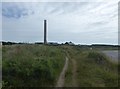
1,0,119,44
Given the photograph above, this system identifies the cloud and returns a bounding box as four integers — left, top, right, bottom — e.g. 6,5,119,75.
2,2,118,44
1,0,119,2
0,2,2,40
2,2,34,18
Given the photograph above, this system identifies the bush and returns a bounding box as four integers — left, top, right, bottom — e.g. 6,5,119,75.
2,45,65,87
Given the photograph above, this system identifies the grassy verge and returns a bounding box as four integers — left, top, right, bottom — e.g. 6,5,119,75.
64,46,118,87
77,51,118,87
64,56,72,87
63,45,80,87
2,45,118,87
2,44,65,87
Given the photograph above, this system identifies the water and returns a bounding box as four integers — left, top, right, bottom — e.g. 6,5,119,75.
102,50,119,62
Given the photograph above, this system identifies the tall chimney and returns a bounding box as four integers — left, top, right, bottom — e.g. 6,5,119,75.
44,20,47,44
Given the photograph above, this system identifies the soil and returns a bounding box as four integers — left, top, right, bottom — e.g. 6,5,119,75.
56,57,69,87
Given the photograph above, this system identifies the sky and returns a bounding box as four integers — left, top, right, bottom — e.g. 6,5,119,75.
1,0,119,45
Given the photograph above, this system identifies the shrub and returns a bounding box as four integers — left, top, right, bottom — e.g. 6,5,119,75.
2,45,65,87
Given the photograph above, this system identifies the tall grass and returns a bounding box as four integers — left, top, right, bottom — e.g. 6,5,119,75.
64,46,118,87
2,45,65,87
77,51,118,87
2,45,118,87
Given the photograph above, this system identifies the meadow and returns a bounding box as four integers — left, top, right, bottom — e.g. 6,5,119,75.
63,45,118,87
2,44,119,88
2,44,65,87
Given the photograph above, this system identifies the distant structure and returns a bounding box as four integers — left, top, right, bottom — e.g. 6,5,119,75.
0,41,2,46
65,41,74,45
44,20,47,44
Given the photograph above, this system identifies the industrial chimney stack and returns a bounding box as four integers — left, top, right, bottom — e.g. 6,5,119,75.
44,20,47,44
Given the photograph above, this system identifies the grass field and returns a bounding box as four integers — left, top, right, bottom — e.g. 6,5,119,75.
64,46,118,87
2,44,65,87
2,44,119,87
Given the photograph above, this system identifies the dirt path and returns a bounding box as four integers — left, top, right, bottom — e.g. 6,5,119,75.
71,58,78,87
56,57,69,87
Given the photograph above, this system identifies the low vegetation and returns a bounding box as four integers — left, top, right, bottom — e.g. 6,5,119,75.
2,44,118,87
64,46,118,87
2,45,65,87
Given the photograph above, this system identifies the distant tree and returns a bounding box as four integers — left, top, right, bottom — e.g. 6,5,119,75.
2,41,16,45
65,42,69,45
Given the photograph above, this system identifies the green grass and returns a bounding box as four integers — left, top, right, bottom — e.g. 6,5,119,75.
64,55,73,87
2,44,65,87
77,53,118,87
2,45,118,87
64,46,118,87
